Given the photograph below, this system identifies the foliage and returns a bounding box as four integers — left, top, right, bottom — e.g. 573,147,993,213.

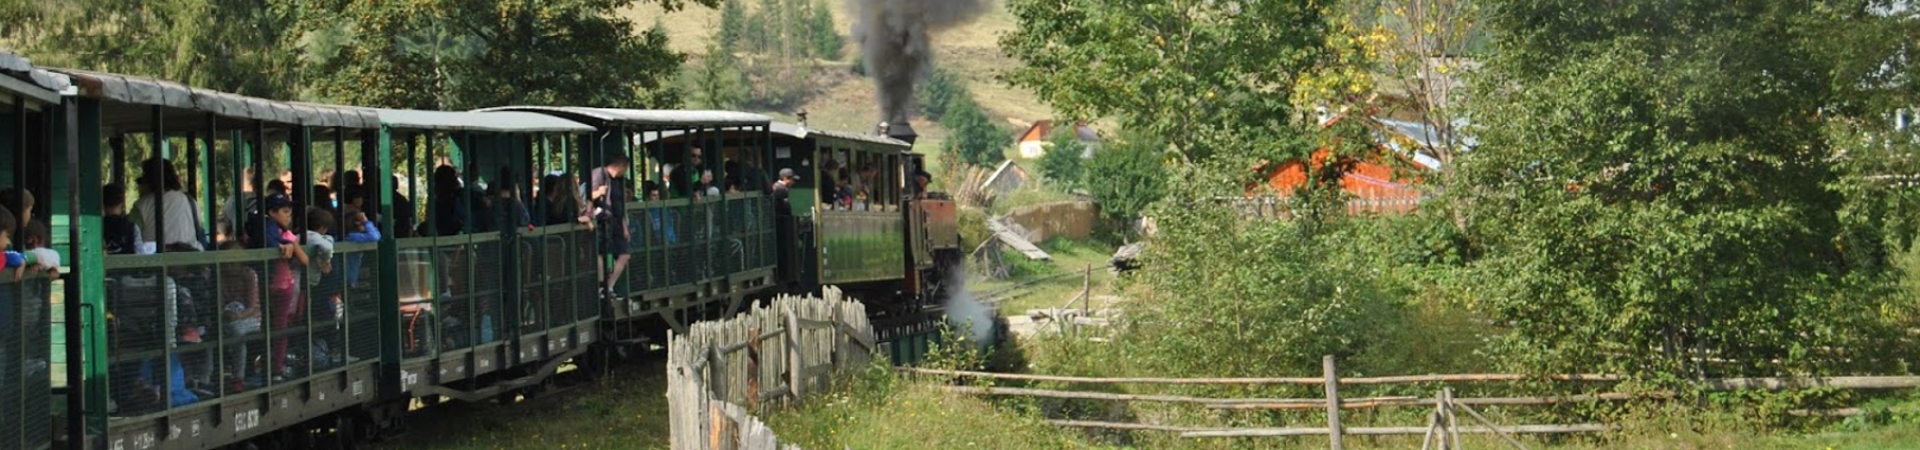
688,40,750,109
918,68,967,121
1460,0,1920,378
957,206,990,251
940,95,1012,168
1081,132,1165,225
1131,194,1406,376
999,0,1329,164
718,0,748,52
0,0,303,98
1035,130,1087,190
287,0,697,109
1373,0,1479,167
807,0,844,60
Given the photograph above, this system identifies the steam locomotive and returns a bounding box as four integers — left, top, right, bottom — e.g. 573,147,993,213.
0,52,963,450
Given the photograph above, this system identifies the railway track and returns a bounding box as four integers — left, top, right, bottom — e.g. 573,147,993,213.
974,271,1080,305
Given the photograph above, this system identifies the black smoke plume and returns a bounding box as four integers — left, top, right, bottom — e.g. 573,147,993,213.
849,0,990,123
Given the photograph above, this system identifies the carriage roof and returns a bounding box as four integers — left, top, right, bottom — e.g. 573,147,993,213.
475,106,771,127
365,108,597,133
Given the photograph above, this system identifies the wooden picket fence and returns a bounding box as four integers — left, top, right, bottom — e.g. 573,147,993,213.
667,287,879,450
909,356,1920,450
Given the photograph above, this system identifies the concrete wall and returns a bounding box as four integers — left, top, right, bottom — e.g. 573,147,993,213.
1004,200,1100,243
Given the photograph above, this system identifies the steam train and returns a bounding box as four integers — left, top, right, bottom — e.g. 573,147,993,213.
0,51,965,449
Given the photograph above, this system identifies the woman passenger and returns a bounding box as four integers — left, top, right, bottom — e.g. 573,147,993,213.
133,159,205,251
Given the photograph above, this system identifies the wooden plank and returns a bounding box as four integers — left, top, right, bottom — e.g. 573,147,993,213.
1703,376,1920,391
904,367,1622,385
1181,424,1613,438
1210,392,1670,410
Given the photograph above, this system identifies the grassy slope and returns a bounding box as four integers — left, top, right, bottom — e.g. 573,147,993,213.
620,0,1054,145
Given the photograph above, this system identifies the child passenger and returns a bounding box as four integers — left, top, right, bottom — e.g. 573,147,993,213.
255,195,308,381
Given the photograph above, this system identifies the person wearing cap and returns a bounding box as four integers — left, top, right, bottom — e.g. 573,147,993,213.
254,193,309,380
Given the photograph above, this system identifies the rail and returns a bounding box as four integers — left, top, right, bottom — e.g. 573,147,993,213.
666,287,878,450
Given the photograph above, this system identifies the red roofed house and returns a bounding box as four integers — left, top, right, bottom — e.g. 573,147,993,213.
1252,115,1444,215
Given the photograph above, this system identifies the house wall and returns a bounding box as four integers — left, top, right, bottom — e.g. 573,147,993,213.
1004,200,1100,243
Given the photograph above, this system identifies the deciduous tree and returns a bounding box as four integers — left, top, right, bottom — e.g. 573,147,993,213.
999,0,1328,165
1463,0,1920,377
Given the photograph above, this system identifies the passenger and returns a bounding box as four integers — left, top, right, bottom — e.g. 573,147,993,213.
340,206,380,287
316,169,336,190
466,170,494,232
135,353,198,407
304,207,343,368
1,187,33,229
671,146,706,199
133,159,206,251
492,166,530,234
647,186,677,246
310,184,336,212
223,167,259,244
820,160,842,205
216,241,261,391
912,168,933,199
254,194,309,381
103,183,141,255
266,179,287,198
18,220,59,280
771,169,796,212
537,173,584,226
702,169,721,198
591,155,633,300
431,166,469,236
304,206,338,299
336,170,361,193
391,174,416,238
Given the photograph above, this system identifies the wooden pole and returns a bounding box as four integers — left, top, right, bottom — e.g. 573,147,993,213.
1324,355,1344,450
787,304,803,402
1458,402,1531,450
1444,388,1462,449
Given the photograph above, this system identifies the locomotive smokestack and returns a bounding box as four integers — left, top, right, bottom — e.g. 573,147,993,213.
850,0,989,125
881,120,919,146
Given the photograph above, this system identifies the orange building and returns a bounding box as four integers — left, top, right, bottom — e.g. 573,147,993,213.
1252,116,1443,215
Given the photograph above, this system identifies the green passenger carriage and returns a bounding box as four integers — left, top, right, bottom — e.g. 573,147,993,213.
477,106,781,349
1,49,66,450
367,107,602,404
0,47,978,450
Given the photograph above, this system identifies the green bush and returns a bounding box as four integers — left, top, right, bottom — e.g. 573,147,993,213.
1035,130,1086,189
956,206,990,250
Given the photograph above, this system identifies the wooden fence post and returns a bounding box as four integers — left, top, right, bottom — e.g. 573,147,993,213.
1324,355,1344,450
787,303,804,402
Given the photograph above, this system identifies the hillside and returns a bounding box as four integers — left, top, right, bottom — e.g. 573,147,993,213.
619,0,1054,146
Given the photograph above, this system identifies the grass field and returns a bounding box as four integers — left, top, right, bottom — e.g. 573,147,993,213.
371,362,673,450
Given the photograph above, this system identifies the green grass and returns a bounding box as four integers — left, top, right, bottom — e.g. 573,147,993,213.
973,237,1119,315
765,369,1106,450
372,363,672,450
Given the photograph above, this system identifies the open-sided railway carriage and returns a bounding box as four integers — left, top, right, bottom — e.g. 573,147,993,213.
475,106,784,351
366,107,606,412
0,49,971,450
55,67,389,450
1,49,64,450
641,121,965,361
